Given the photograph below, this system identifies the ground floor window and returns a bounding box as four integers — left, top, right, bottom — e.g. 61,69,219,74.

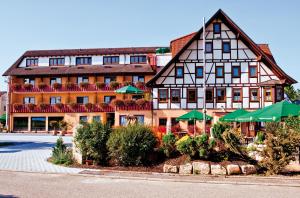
13,117,28,131
119,115,126,126
135,115,144,124
79,116,88,122
159,118,167,126
93,116,101,122
48,117,63,130
31,117,46,131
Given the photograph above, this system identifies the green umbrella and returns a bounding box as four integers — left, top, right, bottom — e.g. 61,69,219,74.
219,109,249,122
0,114,6,122
236,105,274,122
115,85,143,94
176,110,212,136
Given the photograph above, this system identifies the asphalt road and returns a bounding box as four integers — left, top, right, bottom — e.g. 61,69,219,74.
0,171,300,198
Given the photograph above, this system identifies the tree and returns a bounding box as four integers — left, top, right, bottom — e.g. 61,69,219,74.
284,85,300,101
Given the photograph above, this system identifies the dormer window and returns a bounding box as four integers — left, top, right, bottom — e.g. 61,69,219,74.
103,56,119,65
130,55,147,64
26,58,38,67
49,58,65,66
76,57,92,65
213,23,221,34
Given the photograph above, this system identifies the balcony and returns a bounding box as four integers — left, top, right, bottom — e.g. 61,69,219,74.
10,82,150,93
11,102,152,113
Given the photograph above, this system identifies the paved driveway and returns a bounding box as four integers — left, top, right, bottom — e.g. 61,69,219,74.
0,133,81,174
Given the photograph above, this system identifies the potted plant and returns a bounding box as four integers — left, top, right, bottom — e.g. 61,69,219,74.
84,102,94,110
58,120,69,136
69,102,78,110
98,102,108,109
109,81,120,89
52,82,62,89
65,81,75,89
13,103,23,111
123,81,132,86
49,120,59,136
110,99,124,107
135,81,145,89
38,82,47,90
12,83,21,90
136,98,147,106
95,82,106,89
55,103,63,110
27,103,36,111
23,83,33,90
80,82,89,89
124,99,135,107
39,103,50,110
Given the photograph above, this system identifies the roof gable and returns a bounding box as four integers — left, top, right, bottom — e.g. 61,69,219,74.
147,9,297,85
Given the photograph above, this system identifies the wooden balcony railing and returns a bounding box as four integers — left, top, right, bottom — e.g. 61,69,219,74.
11,102,152,113
10,83,150,93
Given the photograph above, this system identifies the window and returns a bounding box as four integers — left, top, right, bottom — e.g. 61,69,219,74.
196,66,203,78
23,97,35,104
213,23,221,34
206,88,214,102
77,76,89,84
276,87,283,101
159,118,167,126
50,77,62,86
26,58,38,67
175,67,184,78
13,117,28,131
31,117,46,131
216,88,226,102
187,89,197,103
232,88,242,102
130,55,147,64
216,66,224,78
222,42,231,53
104,76,116,84
93,116,101,122
135,115,144,124
171,89,180,103
77,96,89,104
119,115,127,126
205,42,213,53
232,66,241,78
132,75,145,83
79,116,88,122
158,89,168,103
249,65,257,78
103,56,119,65
49,58,65,66
50,96,61,105
132,95,144,100
171,118,179,126
24,78,35,85
76,57,92,65
264,88,272,102
104,96,116,104
250,88,259,102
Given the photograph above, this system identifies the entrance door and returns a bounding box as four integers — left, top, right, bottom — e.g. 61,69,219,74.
106,113,115,127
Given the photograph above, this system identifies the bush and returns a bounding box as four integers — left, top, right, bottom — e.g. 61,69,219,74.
107,124,157,166
51,137,73,165
222,128,247,159
212,122,230,140
175,135,197,158
161,133,177,158
255,131,265,144
260,120,300,175
74,121,112,165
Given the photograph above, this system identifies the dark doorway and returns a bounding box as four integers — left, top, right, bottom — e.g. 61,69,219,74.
106,113,115,127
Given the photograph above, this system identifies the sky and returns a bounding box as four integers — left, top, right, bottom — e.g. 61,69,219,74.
0,0,299,89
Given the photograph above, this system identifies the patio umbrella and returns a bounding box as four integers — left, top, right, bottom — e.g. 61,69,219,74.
176,110,212,136
115,85,143,94
219,109,249,122
236,105,274,122
0,114,6,123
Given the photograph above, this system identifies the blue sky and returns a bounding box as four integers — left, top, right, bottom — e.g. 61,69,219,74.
0,0,299,89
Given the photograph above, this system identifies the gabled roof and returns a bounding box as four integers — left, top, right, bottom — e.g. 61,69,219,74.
3,47,161,76
147,9,297,86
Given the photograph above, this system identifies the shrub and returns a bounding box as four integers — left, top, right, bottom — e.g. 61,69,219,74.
171,124,181,133
212,122,230,140
84,103,94,110
255,131,265,144
80,82,89,89
161,133,177,158
107,124,157,166
27,103,36,111
135,81,145,89
260,120,300,175
49,120,59,131
136,98,147,106
194,134,216,159
109,81,120,89
23,83,33,90
95,82,106,89
222,128,246,158
39,103,50,110
124,99,135,106
65,81,75,89
12,83,21,90
74,121,112,165
38,82,47,89
52,82,62,89
110,99,124,107
51,137,73,165
175,135,197,158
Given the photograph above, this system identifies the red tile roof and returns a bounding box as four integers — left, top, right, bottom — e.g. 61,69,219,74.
170,32,196,57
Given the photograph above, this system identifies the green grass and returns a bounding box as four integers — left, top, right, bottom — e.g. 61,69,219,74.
0,142,14,147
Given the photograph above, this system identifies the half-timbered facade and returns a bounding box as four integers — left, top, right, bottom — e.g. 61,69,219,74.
147,9,296,132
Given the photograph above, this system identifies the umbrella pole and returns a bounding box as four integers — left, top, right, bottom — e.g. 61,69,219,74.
194,119,196,136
